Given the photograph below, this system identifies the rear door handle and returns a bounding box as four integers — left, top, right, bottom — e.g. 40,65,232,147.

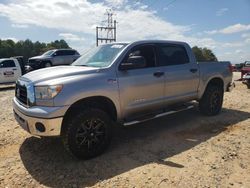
12,68,17,71
153,71,164,77
190,68,198,73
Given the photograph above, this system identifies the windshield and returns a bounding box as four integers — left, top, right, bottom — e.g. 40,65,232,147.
245,61,250,67
42,50,56,56
72,44,127,67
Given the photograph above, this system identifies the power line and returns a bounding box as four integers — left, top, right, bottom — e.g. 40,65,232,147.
96,9,117,46
95,0,178,44
163,0,177,9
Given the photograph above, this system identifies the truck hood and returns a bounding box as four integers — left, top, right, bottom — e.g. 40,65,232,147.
22,66,100,84
29,55,51,60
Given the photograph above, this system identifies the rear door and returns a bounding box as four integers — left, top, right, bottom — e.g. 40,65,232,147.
156,44,199,104
117,44,165,119
64,50,75,65
0,60,18,83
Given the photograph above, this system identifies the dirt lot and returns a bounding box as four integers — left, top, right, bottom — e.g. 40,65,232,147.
0,73,249,188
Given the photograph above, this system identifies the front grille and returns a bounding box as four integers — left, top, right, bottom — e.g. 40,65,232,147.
16,83,28,105
28,59,38,64
28,59,41,69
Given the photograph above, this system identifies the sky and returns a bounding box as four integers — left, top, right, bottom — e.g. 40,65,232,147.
0,0,250,64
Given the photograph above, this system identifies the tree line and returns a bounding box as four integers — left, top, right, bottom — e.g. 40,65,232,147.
0,39,70,62
0,38,218,62
192,46,218,62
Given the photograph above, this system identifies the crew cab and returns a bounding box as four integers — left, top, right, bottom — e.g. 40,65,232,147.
13,40,234,159
26,49,80,72
0,58,22,84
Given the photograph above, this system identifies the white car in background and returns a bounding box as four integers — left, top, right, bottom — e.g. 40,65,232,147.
0,58,22,84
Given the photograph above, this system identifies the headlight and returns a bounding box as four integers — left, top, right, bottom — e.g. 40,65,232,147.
35,85,63,100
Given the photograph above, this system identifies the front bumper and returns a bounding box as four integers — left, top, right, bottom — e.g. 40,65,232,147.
25,63,42,72
25,65,34,73
13,97,69,136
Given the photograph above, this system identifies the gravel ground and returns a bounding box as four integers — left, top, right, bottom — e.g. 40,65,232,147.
0,73,249,188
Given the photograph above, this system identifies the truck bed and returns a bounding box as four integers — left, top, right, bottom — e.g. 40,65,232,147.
198,61,233,98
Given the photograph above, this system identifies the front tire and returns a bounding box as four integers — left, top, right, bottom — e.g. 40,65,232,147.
62,109,112,159
199,85,224,116
44,62,52,68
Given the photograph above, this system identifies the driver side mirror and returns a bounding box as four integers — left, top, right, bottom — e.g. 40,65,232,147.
120,56,146,71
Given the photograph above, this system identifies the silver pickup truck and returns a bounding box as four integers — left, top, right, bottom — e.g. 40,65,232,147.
13,40,234,159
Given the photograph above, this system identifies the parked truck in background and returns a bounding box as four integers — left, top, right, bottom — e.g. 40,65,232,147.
242,73,250,89
13,40,234,159
25,49,80,72
0,58,22,84
241,61,250,79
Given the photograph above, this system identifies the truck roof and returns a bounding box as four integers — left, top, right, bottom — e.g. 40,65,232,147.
109,40,189,46
54,49,76,51
0,58,16,61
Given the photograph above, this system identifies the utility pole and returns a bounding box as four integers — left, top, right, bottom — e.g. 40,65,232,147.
96,9,117,46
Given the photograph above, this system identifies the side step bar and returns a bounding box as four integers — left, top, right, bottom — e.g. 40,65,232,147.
123,105,194,126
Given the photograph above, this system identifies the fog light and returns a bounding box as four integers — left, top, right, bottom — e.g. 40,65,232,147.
35,122,45,132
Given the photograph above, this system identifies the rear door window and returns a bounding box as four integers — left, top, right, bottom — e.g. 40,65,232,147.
57,50,75,56
56,50,67,56
157,44,190,66
66,50,75,55
0,60,16,68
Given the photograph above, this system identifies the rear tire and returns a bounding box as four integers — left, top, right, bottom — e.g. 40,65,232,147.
61,108,112,159
199,84,224,116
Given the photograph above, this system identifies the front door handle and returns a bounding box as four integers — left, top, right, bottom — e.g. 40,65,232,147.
153,71,164,77
12,68,17,71
190,68,198,73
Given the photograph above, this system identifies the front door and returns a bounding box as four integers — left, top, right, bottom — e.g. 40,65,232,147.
117,44,165,119
53,51,65,65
